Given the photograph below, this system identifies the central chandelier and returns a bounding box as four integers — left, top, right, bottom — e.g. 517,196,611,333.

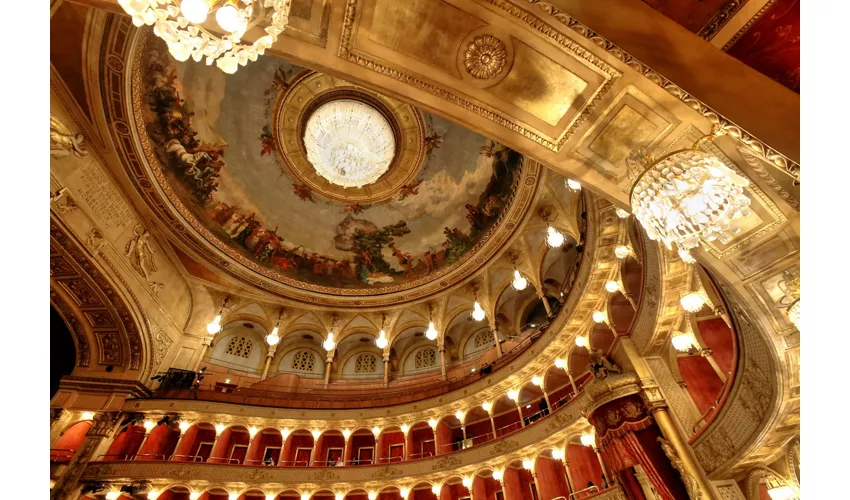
512,269,528,291
627,128,752,256
304,100,396,188
472,301,486,321
118,0,293,74
323,332,335,351
425,321,438,341
546,226,566,248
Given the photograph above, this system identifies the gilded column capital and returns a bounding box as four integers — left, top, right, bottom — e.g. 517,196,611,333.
639,385,669,414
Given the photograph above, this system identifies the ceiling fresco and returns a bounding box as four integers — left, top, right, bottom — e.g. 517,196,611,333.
138,38,525,291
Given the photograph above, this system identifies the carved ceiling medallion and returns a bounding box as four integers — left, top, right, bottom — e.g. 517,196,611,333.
464,35,508,80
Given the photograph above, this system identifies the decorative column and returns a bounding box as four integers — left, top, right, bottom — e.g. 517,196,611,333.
642,386,717,500
192,337,213,372
488,413,497,438
50,412,122,500
324,351,334,388
567,372,579,395
563,460,576,496
537,290,554,318
261,344,278,381
488,318,503,357
383,354,390,388
592,445,611,486
515,402,525,427
541,388,552,412
438,343,447,380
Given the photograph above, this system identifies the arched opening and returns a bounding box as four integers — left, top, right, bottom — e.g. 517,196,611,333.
378,486,402,500
346,428,376,466
311,488,336,500
473,469,502,500
51,420,91,463
463,406,493,445
544,365,576,410
137,421,180,461
209,424,250,464
435,414,464,455
314,429,345,466
534,450,571,499
198,487,230,500
517,383,548,425
491,395,522,437
566,437,605,494
149,486,192,500
105,423,146,461
437,476,469,500
377,425,406,463
502,461,536,500
245,427,283,466
50,306,76,398
281,429,315,466
238,488,270,500
344,488,369,500
407,421,435,460
409,482,438,500
172,422,216,462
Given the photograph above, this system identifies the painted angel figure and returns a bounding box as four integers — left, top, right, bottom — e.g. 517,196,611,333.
50,114,89,159
125,225,159,282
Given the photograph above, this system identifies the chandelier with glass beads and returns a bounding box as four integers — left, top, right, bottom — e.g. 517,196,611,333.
627,128,752,259
117,0,292,74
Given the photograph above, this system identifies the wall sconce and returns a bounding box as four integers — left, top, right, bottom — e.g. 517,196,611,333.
215,423,226,436
481,401,492,413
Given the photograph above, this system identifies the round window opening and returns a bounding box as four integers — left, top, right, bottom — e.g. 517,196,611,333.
303,99,396,188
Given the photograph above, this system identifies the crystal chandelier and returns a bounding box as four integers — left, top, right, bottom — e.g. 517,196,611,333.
323,332,335,351
546,226,566,248
671,319,698,352
679,248,697,264
628,129,752,254
425,321,438,341
118,1,292,74
205,296,229,334
512,269,528,291
472,301,486,321
304,100,396,188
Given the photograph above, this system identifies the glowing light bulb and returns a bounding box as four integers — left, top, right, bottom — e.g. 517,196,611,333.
190,493,201,500
575,335,588,348
482,401,492,413
368,492,377,500
376,329,388,349
281,428,290,440
301,494,311,500
546,226,565,248
215,423,225,435
206,314,222,334
400,489,409,499
428,418,438,429
342,429,351,440
512,269,528,291
522,459,534,470
566,179,581,191
455,410,465,422
215,2,243,32
431,486,441,495
614,245,631,259
425,322,438,341
249,426,259,439
552,448,565,461
143,420,156,433
605,281,620,293
229,493,239,500
270,495,280,500
554,358,566,369
180,0,210,24
371,426,381,437
580,432,595,447
266,327,280,346
105,492,120,500
179,421,190,433
531,375,543,387
492,469,504,481
323,332,335,351
472,301,486,321
507,390,519,401
311,429,321,439
401,424,409,434
462,478,472,489
149,492,161,500
335,494,344,500
592,311,606,323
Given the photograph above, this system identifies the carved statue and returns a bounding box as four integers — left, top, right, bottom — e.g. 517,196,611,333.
587,348,622,380
125,225,160,287
50,115,89,159
658,437,702,499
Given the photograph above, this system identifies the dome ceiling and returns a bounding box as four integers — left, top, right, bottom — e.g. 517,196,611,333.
135,36,539,298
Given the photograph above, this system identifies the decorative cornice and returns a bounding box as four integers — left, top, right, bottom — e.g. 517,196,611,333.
721,0,779,51
698,1,750,41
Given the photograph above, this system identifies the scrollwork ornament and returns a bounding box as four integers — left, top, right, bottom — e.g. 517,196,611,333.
658,437,702,499
464,35,508,79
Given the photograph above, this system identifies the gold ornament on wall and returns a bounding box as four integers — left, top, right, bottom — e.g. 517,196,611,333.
464,35,507,80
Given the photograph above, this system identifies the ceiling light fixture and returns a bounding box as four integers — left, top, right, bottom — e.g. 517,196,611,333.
580,431,596,448
522,459,534,470
472,301,486,321
566,179,581,191
323,332,336,352
512,268,529,291
206,296,229,334
492,469,504,482
554,358,566,369
592,311,606,324
266,326,280,346
605,280,621,294
507,390,519,401
575,334,588,348
552,448,565,461
376,330,388,349
481,401,492,413
671,319,698,353
627,128,752,254
117,0,293,74
425,321,438,341
546,226,566,248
